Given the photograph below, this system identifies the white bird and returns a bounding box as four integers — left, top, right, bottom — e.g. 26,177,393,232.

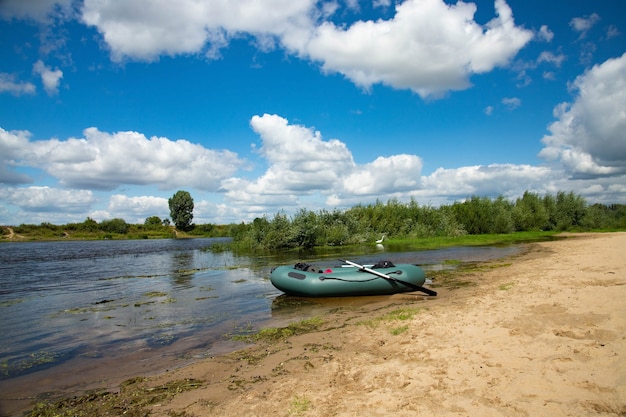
375,235,385,244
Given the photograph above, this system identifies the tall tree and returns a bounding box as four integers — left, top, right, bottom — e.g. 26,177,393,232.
168,190,194,231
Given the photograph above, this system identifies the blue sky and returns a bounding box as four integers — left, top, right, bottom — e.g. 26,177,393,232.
1,0,625,226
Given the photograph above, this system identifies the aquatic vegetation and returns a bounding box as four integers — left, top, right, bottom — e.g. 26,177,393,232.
0,298,23,307
26,377,202,417
232,317,324,343
143,291,168,298
149,333,176,346
1,350,63,378
195,295,219,300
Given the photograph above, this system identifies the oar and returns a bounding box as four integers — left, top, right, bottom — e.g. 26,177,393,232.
339,259,437,296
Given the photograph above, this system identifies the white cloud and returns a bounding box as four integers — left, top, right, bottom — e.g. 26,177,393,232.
222,114,424,214
3,186,95,212
33,60,63,95
0,128,34,184
537,25,554,42
2,127,245,191
249,113,355,191
570,13,600,38
540,53,626,178
606,25,620,39
341,154,422,195
537,51,566,67
303,0,533,97
419,164,556,199
106,194,169,223
543,71,556,80
81,0,317,62
502,97,521,110
78,0,531,97
0,73,36,96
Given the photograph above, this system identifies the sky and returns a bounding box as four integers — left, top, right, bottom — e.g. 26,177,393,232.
0,0,625,226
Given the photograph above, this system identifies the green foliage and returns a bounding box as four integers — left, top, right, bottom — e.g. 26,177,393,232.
144,216,163,229
187,223,214,236
168,190,194,231
229,191,626,251
512,191,549,231
99,218,130,234
554,191,587,230
451,196,513,234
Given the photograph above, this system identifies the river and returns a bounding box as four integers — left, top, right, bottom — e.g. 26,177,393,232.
0,238,520,415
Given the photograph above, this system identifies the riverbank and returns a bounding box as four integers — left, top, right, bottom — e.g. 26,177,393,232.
10,233,626,416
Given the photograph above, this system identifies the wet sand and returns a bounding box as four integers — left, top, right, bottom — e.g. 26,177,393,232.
3,233,625,416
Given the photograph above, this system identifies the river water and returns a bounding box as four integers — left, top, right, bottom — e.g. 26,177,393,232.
0,238,520,415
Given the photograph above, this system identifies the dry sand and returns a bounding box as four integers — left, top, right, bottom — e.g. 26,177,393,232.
138,232,625,417
4,233,625,416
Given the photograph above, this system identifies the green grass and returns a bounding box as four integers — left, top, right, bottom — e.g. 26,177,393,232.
390,325,410,335
288,395,312,416
392,231,561,250
358,307,424,330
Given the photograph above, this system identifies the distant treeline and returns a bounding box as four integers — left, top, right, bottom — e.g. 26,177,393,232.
228,191,626,250
3,191,625,246
5,216,231,240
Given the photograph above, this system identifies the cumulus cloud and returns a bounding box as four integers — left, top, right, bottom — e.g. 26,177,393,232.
420,164,555,199
341,154,422,195
222,114,354,209
0,73,36,96
2,186,95,212
106,194,169,222
0,128,35,184
222,114,425,212
1,127,245,191
540,53,626,178
303,0,533,97
78,0,531,97
80,0,317,61
33,60,63,95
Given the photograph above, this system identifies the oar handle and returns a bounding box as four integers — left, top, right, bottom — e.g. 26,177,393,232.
339,259,391,279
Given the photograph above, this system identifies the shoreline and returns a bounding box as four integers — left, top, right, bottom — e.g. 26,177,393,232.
3,233,625,416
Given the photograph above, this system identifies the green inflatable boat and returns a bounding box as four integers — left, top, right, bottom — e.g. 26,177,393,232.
270,259,437,297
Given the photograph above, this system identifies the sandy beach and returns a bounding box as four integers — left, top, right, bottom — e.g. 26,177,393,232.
5,233,626,416
136,232,624,417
